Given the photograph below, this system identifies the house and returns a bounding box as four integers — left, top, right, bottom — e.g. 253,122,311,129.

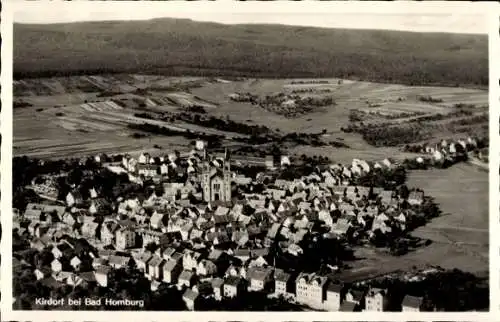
138,229,165,246
340,300,357,311
135,252,152,273
223,276,245,298
137,164,159,177
183,288,200,311
345,289,364,309
66,191,83,207
150,211,166,230
183,250,204,271
51,259,63,273
115,227,136,250
364,287,389,311
295,273,328,310
274,269,292,296
147,255,164,280
324,282,343,311
331,218,352,237
247,266,274,291
211,277,224,300
81,222,99,239
34,267,52,280
108,255,132,269
52,243,74,259
402,295,424,312
178,270,195,288
101,222,119,245
408,191,424,206
70,256,82,271
197,259,218,277
95,266,111,287
163,259,183,284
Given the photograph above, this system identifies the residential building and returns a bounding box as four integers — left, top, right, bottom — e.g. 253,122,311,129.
402,295,424,312
223,276,245,298
178,270,195,288
324,282,343,311
163,259,183,284
147,255,164,280
364,287,389,312
115,227,136,250
274,269,292,296
295,273,328,310
247,266,274,291
183,288,200,311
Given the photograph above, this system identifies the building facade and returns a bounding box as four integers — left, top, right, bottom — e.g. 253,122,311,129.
201,152,232,202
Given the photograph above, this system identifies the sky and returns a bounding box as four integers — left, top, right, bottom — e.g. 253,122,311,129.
11,1,489,35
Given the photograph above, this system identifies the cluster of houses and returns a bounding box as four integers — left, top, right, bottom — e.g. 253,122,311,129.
404,136,485,165
15,148,430,311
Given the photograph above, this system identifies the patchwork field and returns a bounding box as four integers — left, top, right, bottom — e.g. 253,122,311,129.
14,76,488,161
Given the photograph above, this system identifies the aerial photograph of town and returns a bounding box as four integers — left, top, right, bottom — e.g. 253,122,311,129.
9,2,490,313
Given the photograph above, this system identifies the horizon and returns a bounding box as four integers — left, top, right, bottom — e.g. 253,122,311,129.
11,2,489,35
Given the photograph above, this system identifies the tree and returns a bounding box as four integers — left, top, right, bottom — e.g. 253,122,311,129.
144,242,159,253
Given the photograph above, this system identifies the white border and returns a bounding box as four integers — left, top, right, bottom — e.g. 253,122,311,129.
2,1,499,321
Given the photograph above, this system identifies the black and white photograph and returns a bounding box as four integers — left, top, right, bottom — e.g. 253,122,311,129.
2,0,494,318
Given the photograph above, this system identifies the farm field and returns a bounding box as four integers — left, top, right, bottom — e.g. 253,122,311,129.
14,76,488,161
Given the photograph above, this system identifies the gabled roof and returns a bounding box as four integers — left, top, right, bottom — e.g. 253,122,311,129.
211,277,224,288
224,275,242,286
183,288,199,301
179,270,194,281
108,255,130,266
340,301,357,311
274,268,291,282
402,294,424,308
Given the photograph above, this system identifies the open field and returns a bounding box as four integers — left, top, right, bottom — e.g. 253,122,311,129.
14,76,488,160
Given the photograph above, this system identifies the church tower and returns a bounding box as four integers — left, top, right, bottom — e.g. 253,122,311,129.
222,148,232,202
201,148,232,203
201,150,211,202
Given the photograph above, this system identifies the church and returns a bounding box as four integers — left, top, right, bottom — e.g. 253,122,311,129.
201,150,232,203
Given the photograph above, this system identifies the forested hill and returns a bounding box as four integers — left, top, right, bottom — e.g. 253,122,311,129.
14,18,488,88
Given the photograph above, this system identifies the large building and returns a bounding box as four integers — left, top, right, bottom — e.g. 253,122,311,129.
201,151,232,202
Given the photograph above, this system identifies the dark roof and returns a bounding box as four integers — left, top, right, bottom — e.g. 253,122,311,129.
40,276,63,289
349,289,365,302
327,282,343,293
402,294,424,308
211,277,224,288
340,301,357,312
224,276,242,286
148,255,164,267
274,269,291,282
247,267,273,281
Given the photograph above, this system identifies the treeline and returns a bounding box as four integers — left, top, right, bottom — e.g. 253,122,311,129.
127,123,223,147
417,95,444,103
14,100,33,109
342,124,428,147
133,112,337,148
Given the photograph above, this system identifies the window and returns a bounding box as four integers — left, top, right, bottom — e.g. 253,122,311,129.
214,183,221,190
